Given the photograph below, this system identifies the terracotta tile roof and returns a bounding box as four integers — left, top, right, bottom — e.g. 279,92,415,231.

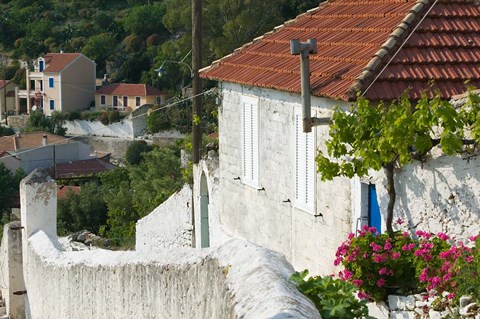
96,83,162,96
201,0,480,101
0,132,72,153
54,158,115,179
57,185,81,199
43,53,82,73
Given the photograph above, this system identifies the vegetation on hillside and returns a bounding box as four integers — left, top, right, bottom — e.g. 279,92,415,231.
0,0,321,91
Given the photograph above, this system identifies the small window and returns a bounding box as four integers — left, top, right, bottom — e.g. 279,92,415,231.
241,96,259,188
39,60,44,72
49,100,55,110
294,107,316,213
48,77,54,88
113,96,118,107
156,96,162,105
100,95,106,105
40,80,43,91
123,96,128,107
135,96,141,107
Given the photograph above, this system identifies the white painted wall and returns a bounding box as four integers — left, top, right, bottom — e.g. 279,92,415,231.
18,142,91,174
64,119,136,139
0,221,25,319
136,185,193,251
215,83,352,275
193,151,233,248
18,168,320,319
373,154,480,240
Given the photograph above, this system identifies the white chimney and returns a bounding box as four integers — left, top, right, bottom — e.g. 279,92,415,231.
42,135,48,146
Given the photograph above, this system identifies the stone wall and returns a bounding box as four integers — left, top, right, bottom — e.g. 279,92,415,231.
373,154,480,240
19,169,320,319
6,115,29,130
216,83,352,275
0,221,25,319
64,119,137,139
136,185,193,251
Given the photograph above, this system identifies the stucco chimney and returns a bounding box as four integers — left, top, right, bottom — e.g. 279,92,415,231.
42,135,48,146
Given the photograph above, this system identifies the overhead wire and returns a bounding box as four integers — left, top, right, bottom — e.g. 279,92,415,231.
1,88,216,161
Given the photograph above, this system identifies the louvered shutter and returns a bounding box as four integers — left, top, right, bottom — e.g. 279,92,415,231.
242,96,259,188
294,107,315,213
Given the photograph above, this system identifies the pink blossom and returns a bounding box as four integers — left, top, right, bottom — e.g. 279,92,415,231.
437,232,449,241
395,218,404,225
342,269,353,280
392,252,401,260
419,268,429,282
352,279,363,287
376,278,385,287
348,233,355,240
466,255,474,263
357,291,370,300
370,242,383,252
379,267,394,276
384,241,393,251
402,243,415,251
416,230,432,239
446,293,455,300
373,254,387,263
469,235,478,242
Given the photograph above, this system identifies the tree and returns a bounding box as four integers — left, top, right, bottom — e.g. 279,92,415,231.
123,3,167,38
0,163,24,216
81,33,116,63
57,183,108,235
125,140,153,165
22,110,66,136
317,91,480,234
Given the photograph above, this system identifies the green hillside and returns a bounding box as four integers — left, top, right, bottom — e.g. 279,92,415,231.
0,0,321,91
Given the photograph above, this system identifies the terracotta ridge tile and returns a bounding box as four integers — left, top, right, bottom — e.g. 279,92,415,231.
330,0,416,5
348,0,431,99
285,26,394,33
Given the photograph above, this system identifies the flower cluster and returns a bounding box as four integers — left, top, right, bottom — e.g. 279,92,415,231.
335,226,478,302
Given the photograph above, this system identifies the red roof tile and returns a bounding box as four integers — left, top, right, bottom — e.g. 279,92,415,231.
54,158,115,179
96,83,162,96
0,132,72,153
43,53,82,73
201,0,480,101
57,185,81,199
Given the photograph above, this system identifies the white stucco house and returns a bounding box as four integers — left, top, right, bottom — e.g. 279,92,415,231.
193,0,480,275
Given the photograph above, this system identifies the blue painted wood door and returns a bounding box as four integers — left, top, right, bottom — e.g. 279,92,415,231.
368,184,381,233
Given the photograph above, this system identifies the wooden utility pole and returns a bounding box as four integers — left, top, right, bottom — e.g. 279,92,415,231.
192,0,202,164
1,56,6,124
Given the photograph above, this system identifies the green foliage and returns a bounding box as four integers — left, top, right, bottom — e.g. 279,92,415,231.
125,140,153,165
123,3,167,38
290,270,372,319
22,110,66,136
57,183,108,235
0,163,24,214
81,32,116,63
317,92,480,233
0,126,14,137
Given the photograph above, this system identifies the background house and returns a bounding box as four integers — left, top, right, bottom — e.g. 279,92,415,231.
95,83,165,112
0,132,92,174
198,0,480,275
16,53,96,116
0,80,18,118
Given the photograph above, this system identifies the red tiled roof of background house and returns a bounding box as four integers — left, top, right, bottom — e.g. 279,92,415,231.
0,132,72,153
96,83,162,96
54,158,116,179
57,185,81,199
43,53,82,73
200,0,480,101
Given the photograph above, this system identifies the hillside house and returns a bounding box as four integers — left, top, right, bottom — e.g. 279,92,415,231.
198,0,480,274
17,53,96,116
0,80,18,118
0,132,92,174
95,83,165,112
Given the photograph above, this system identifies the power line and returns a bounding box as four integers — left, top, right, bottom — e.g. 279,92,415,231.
0,88,216,161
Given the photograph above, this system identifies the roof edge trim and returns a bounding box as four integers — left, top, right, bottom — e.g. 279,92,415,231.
347,0,431,99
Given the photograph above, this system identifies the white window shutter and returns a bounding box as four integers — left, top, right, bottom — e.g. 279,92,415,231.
241,96,259,188
294,107,316,213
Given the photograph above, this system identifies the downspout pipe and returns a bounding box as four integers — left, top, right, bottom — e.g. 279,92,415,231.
290,39,331,132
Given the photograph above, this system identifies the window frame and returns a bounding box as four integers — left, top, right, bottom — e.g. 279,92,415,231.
241,95,260,189
113,96,118,107
48,77,54,88
49,99,55,111
135,96,141,107
100,95,106,105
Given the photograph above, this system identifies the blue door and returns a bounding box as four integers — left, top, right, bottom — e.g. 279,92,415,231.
368,184,381,233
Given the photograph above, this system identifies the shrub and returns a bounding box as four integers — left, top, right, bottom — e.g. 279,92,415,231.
290,270,372,319
125,140,152,165
336,226,477,302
